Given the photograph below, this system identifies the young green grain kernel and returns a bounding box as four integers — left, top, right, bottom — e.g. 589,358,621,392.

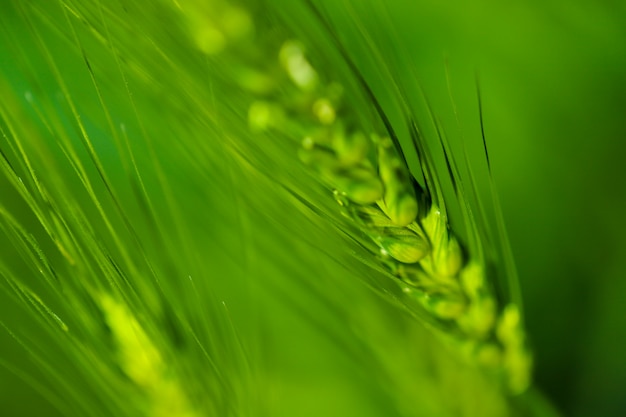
497,304,533,394
377,137,419,227
376,227,430,264
418,290,467,320
184,2,252,55
457,263,497,337
331,128,370,166
332,165,384,205
248,101,285,131
420,208,463,278
279,40,319,92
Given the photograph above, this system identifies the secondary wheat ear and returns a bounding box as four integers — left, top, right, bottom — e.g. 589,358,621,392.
99,294,199,417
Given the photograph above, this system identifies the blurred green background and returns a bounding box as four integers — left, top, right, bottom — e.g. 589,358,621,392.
1,0,625,416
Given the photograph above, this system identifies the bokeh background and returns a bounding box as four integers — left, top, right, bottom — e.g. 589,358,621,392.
1,0,625,416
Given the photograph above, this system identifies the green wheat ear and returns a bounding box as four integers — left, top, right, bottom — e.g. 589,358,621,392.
0,0,560,416
177,0,533,393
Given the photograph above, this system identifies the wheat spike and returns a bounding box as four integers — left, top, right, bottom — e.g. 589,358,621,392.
174,0,533,395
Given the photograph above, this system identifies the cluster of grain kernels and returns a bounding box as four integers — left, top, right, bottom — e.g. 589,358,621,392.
176,0,531,394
